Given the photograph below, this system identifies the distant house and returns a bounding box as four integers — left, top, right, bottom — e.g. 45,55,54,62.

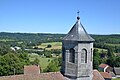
100,72,112,80
98,64,114,79
14,46,21,50
113,67,120,78
99,64,109,72
24,65,40,75
10,47,16,51
106,66,113,73
10,46,21,51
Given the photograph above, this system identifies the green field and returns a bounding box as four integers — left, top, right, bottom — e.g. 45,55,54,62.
106,43,120,47
29,54,53,71
0,39,15,42
94,48,108,53
112,78,120,80
38,42,62,50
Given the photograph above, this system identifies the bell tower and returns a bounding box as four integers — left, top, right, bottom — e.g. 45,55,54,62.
61,14,95,80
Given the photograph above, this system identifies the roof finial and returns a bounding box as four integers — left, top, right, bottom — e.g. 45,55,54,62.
77,10,80,20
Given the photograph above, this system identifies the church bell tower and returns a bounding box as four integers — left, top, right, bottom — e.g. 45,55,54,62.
61,14,95,80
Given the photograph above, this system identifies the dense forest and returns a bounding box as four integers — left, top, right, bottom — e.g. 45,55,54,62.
0,32,120,76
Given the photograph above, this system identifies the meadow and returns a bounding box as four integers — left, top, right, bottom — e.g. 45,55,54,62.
112,78,120,80
38,42,62,50
29,53,53,72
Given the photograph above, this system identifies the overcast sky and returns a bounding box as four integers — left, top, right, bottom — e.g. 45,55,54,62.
0,0,120,34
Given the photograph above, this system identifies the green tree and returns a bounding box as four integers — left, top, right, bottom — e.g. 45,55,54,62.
44,50,52,58
32,58,40,65
44,58,61,72
107,48,114,57
106,48,116,67
106,56,115,67
19,53,30,65
44,62,58,72
93,49,100,69
93,57,100,69
0,52,31,76
46,44,52,48
0,45,12,55
114,57,120,67
0,53,21,75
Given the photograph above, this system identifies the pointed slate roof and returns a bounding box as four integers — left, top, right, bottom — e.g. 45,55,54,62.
63,16,95,42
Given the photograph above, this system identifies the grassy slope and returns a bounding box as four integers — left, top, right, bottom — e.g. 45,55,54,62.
94,48,107,53
106,43,120,47
0,39,15,41
29,54,53,71
112,78,120,80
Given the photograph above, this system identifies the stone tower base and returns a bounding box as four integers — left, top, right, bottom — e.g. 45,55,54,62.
64,76,93,80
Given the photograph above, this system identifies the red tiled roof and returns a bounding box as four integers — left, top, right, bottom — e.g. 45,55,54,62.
99,64,109,68
100,72,112,79
0,70,106,80
93,70,105,80
24,65,40,75
39,72,64,80
0,72,64,80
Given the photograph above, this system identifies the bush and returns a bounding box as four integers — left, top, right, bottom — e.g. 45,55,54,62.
46,44,52,48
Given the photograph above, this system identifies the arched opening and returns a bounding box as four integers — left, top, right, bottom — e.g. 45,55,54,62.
81,49,87,63
62,47,65,61
69,48,75,63
91,48,92,61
